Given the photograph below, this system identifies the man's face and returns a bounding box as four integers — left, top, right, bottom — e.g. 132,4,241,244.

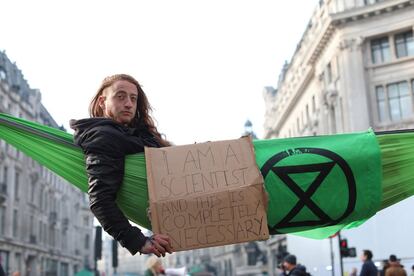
98,80,138,125
360,253,367,262
283,261,294,271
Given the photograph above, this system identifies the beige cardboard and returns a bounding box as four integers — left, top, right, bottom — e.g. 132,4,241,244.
145,136,269,251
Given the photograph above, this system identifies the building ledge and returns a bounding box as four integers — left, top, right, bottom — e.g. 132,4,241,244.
236,265,268,275
374,120,414,131
366,55,414,70
332,0,414,25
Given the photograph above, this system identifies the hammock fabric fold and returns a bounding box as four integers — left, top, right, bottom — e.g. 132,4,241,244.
1,113,414,239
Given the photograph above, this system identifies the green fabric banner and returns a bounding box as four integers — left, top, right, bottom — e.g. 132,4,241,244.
0,113,406,240
0,113,152,229
253,130,382,238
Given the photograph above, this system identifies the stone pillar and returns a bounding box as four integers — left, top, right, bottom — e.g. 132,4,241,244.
338,37,371,132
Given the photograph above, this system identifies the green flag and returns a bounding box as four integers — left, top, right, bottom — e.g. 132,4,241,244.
253,130,382,238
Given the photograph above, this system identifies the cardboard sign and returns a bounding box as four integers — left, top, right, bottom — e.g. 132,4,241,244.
145,136,269,251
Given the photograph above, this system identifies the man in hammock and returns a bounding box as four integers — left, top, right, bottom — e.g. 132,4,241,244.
70,74,173,257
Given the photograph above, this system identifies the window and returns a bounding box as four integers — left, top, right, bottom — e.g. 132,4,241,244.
0,206,5,235
39,187,44,210
43,223,47,244
395,31,414,58
0,67,6,81
60,263,69,276
2,166,7,185
15,253,22,273
364,0,383,4
13,209,18,237
312,95,316,113
412,79,414,94
44,192,48,211
62,231,67,249
30,181,36,203
49,226,55,246
371,37,391,64
85,234,90,249
1,167,7,195
376,81,412,122
30,215,34,236
39,223,43,245
14,171,20,200
0,251,9,274
387,81,410,121
326,63,332,84
376,86,387,122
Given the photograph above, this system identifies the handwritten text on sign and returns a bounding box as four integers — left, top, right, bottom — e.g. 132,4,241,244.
145,137,269,251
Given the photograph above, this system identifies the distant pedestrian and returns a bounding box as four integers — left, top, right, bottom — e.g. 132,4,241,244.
145,256,165,276
359,250,378,276
385,255,406,276
350,267,358,276
280,254,310,276
380,259,390,276
0,263,5,276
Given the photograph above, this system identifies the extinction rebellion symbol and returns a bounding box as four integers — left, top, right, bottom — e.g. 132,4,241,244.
260,148,357,234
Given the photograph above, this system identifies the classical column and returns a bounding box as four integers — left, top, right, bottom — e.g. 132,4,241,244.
337,37,371,132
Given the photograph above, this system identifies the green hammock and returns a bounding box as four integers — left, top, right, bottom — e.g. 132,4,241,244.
1,113,413,239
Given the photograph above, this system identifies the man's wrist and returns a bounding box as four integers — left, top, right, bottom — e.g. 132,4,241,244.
139,236,152,254
117,226,147,255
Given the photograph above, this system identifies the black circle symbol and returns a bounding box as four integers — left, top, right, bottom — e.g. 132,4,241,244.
261,148,357,234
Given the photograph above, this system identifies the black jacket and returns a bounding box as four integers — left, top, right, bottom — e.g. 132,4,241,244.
360,260,378,276
0,263,5,276
70,118,162,255
281,265,310,276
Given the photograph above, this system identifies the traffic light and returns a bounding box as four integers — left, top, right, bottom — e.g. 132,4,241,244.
94,226,102,260
340,239,349,257
339,238,357,258
112,239,118,268
348,247,357,258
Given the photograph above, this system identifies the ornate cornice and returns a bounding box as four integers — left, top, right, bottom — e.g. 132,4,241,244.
331,0,414,26
305,1,413,65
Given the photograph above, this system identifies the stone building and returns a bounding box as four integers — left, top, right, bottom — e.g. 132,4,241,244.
165,238,285,276
0,50,95,275
97,232,149,276
264,0,414,137
263,0,414,275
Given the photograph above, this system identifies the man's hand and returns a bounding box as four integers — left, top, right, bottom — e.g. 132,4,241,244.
140,234,173,257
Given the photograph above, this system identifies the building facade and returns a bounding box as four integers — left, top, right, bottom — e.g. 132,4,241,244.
263,0,414,275
0,51,95,275
164,237,287,276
